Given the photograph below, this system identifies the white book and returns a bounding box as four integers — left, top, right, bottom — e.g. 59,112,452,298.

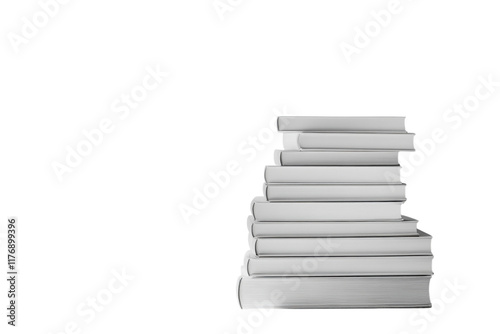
251,197,402,221
243,254,433,276
275,150,399,166
283,132,415,151
249,230,432,257
238,276,432,308
264,166,400,183
264,183,406,202
248,215,418,237
277,116,407,132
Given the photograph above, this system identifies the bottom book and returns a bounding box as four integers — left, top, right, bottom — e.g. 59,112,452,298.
238,276,431,309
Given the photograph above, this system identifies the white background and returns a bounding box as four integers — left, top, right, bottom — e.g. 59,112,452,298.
0,0,499,333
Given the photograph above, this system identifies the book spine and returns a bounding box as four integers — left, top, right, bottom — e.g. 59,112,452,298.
274,150,283,165
236,277,243,309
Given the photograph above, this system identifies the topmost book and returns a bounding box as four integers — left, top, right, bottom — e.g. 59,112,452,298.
277,116,407,133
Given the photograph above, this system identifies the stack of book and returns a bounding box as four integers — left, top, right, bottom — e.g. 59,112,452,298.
238,116,433,309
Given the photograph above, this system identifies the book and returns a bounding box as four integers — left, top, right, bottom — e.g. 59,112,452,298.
274,150,399,166
249,230,431,256
251,197,402,221
238,116,432,309
277,116,407,132
238,276,432,308
243,254,433,276
264,166,400,183
264,183,406,202
283,132,415,151
248,215,418,237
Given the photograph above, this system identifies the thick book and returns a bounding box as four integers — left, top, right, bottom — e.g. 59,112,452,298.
277,116,407,132
264,166,400,183
249,230,432,256
248,215,418,237
238,276,432,308
264,183,406,202
283,132,415,151
274,150,399,166
251,197,402,221
243,254,433,276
